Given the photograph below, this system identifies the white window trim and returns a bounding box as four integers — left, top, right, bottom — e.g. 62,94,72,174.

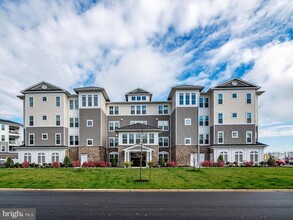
232,93,237,99
42,96,47,102
87,139,93,146
109,137,118,147
232,112,238,118
218,131,224,144
87,120,93,127
56,96,61,107
184,118,192,126
1,145,6,152
43,115,48,121
246,131,253,144
184,138,191,145
42,133,48,140
232,131,238,138
159,137,169,147
55,133,61,145
158,121,169,131
109,121,120,132
29,133,35,146
218,113,223,124
29,97,34,108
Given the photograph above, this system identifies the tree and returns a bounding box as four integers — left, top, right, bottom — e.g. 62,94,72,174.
267,156,276,167
217,155,224,162
5,157,14,168
123,161,133,180
63,156,71,167
159,156,165,167
148,161,154,181
112,156,117,167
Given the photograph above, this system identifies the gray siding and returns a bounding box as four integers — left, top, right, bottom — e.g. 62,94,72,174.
171,110,176,147
176,107,198,145
215,124,256,145
79,109,102,146
210,126,214,145
101,110,107,146
26,127,65,146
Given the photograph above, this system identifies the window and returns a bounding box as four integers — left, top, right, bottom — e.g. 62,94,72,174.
109,152,119,166
218,131,224,144
204,134,209,144
69,100,74,109
38,153,45,164
142,96,146,101
250,151,258,162
184,138,191,145
159,151,169,162
52,153,59,163
185,93,190,105
1,145,5,152
29,97,34,107
232,113,238,118
199,98,209,108
199,134,204,144
122,134,127,144
159,137,169,147
82,95,86,107
142,105,146,114
1,135,4,141
149,133,154,144
185,118,191,126
109,121,120,132
131,96,135,101
75,100,78,109
87,120,93,127
199,116,204,126
42,133,48,140
136,106,141,114
204,98,209,108
70,118,74,127
218,94,223,104
246,93,252,104
42,96,47,102
199,98,204,108
109,106,119,115
42,115,47,121
199,134,209,144
75,136,79,145
87,139,93,146
128,134,134,144
247,112,252,123
29,134,34,145
246,131,252,143
88,95,92,107
191,93,196,105
137,96,141,101
205,116,209,126
199,116,209,126
109,137,118,147
29,116,34,126
94,95,98,106
24,153,31,163
130,105,146,115
55,133,61,145
135,133,140,144
219,151,228,162
158,121,169,131
56,96,60,107
232,93,237,99
158,105,169,114
179,93,184,105
69,136,79,146
218,113,223,124
1,124,4,130
131,106,135,114
235,151,243,163
75,118,79,127
232,131,238,138
130,121,147,125
56,115,61,126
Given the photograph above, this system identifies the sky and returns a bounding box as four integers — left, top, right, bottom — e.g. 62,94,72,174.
0,0,293,153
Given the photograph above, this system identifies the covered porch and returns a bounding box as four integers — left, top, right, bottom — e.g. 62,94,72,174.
123,145,154,167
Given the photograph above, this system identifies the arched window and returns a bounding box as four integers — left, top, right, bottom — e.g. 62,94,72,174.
38,153,45,164
52,153,59,163
109,152,118,167
159,151,169,163
24,153,31,163
235,151,243,163
219,151,228,162
250,151,258,162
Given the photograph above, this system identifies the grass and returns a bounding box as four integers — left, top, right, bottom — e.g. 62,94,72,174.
0,167,292,189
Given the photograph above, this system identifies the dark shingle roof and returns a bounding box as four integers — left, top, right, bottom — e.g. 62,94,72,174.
0,119,22,126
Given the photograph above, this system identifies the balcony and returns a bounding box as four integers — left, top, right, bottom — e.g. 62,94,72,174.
9,130,20,136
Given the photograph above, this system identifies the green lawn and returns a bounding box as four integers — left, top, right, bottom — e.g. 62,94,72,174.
0,167,292,189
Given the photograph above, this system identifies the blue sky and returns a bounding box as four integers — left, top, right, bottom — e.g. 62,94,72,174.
0,0,293,152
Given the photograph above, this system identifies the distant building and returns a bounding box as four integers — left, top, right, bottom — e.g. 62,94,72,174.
0,119,23,161
16,78,267,166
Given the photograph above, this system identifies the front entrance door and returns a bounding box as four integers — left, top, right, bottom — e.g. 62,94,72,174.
131,152,146,167
81,154,88,165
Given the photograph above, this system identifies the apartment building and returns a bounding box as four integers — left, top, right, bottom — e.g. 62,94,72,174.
16,78,267,166
0,119,23,161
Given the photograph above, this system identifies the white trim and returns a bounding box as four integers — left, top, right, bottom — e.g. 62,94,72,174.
218,131,224,144
55,133,61,145
232,112,238,118
42,133,48,140
87,120,93,127
29,133,35,146
184,118,192,126
184,138,191,145
42,115,48,121
87,139,93,146
246,131,253,144
42,96,47,102
231,131,238,139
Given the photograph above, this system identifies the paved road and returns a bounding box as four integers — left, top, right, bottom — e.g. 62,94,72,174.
0,190,292,219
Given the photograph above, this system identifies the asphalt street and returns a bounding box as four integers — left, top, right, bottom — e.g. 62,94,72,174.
0,190,292,220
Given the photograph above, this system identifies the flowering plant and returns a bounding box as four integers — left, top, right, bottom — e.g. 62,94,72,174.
21,161,30,168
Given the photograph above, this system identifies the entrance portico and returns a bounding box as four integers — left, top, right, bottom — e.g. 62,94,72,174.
123,145,154,167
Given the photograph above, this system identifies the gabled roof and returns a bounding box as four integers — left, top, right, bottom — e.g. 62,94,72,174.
208,78,261,91
167,85,204,100
20,81,70,95
115,123,161,132
125,88,153,101
74,86,110,101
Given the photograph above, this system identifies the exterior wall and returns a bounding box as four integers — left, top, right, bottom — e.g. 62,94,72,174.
68,147,79,161
79,109,102,146
79,146,106,162
170,109,176,148
215,124,256,145
26,127,66,146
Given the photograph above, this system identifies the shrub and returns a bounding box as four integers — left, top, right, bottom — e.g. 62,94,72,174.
71,161,81,167
201,161,214,167
63,156,71,167
166,161,176,167
123,161,133,167
14,163,21,168
217,161,225,167
52,162,60,168
96,161,111,167
21,161,30,168
5,157,14,168
112,157,118,167
260,161,267,167
82,162,89,167
233,162,239,167
267,156,276,167
244,161,254,167
217,155,224,162
159,156,165,167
